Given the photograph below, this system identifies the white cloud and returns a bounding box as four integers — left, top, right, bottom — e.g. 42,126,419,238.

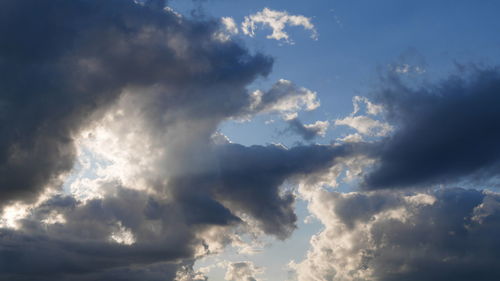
334,96,392,138
291,188,500,281
225,261,263,281
242,8,318,44
304,120,329,137
215,17,239,42
392,63,426,74
334,115,392,137
250,79,320,118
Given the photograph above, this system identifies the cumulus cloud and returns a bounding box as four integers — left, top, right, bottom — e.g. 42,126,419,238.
389,48,427,75
0,0,273,207
214,17,239,42
3,1,500,280
224,261,263,281
335,115,392,137
334,96,392,141
242,8,318,43
291,188,500,281
287,118,329,141
0,1,368,279
249,79,320,118
364,66,500,189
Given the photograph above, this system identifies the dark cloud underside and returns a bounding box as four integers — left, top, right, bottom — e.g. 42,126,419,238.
364,67,500,189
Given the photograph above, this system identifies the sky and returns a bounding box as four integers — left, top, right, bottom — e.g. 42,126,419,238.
1,1,500,281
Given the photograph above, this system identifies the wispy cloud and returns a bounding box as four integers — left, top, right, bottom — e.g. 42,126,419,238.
242,8,318,44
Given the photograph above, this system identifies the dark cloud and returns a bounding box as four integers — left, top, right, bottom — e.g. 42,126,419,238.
0,2,367,279
369,189,500,281
0,139,362,280
294,188,500,281
0,187,195,280
0,0,282,279
224,261,260,281
285,118,327,141
0,0,272,206
212,142,360,238
364,66,500,189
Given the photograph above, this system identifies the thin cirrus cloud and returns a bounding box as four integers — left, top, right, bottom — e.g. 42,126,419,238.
288,66,500,281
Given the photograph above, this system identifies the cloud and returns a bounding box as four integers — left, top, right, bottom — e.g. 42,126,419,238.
286,118,329,141
224,261,263,281
334,96,392,139
0,139,364,279
249,79,320,118
241,8,318,44
334,115,392,137
364,66,500,189
392,63,426,74
291,188,500,281
0,0,355,279
0,0,274,207
222,17,239,35
389,48,427,75
214,17,239,42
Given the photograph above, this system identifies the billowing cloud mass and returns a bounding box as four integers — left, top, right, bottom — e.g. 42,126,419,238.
224,261,262,281
0,0,274,207
291,188,500,281
242,8,318,43
0,0,357,280
249,79,320,118
364,67,500,189
2,1,500,280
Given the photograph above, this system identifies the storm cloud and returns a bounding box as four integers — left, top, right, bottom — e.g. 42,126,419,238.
364,67,500,189
3,1,500,280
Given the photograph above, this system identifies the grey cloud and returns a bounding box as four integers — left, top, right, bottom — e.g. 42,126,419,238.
224,261,260,281
294,188,500,281
285,118,328,141
0,2,363,278
164,142,364,240
1,187,197,280
0,0,280,279
247,79,319,116
212,143,361,238
0,0,272,206
0,139,363,280
364,66,500,189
